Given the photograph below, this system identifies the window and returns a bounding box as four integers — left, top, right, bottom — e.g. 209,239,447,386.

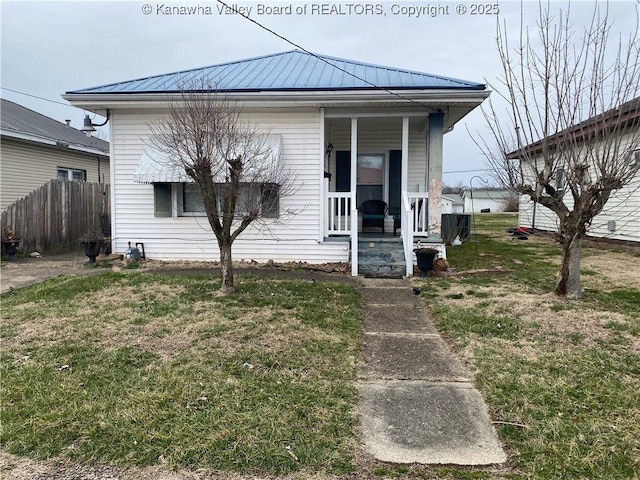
182,183,205,213
172,182,279,218
555,166,565,190
154,183,172,217
58,167,86,182
356,154,384,208
261,183,280,218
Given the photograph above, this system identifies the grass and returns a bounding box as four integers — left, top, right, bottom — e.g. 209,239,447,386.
1,272,361,476
416,213,640,479
3,214,640,479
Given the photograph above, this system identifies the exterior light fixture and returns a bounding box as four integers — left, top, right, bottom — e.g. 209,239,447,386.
325,143,334,157
80,110,110,136
324,143,334,179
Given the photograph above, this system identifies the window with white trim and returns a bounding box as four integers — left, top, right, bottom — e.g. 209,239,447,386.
57,167,86,182
154,183,279,218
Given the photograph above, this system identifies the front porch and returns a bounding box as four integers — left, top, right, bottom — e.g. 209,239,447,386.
320,112,447,277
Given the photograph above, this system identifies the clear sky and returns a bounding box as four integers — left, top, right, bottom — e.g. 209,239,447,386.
1,0,637,187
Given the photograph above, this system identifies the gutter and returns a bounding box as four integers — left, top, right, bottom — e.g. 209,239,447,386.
62,89,491,111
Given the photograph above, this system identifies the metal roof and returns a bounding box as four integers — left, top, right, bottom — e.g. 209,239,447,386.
1,98,109,154
66,50,486,95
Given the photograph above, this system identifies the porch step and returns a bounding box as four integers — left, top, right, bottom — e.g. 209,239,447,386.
356,238,406,277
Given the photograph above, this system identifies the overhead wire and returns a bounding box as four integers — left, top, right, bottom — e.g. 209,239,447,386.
1,87,73,108
214,0,451,110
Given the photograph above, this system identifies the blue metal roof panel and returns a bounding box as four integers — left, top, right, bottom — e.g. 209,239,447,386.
67,50,485,94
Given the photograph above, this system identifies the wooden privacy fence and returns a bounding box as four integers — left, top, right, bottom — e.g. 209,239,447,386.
1,180,110,253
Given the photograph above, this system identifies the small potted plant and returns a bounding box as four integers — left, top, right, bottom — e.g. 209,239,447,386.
79,230,105,264
2,227,20,260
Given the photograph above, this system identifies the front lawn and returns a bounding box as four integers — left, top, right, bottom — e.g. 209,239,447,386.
1,273,361,476
417,213,640,479
3,214,639,479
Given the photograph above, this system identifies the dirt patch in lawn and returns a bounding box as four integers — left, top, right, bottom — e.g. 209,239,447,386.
581,251,640,290
0,450,357,480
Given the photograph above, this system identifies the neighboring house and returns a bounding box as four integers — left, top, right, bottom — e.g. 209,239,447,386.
1,99,110,211
64,50,488,275
518,98,640,243
461,188,512,213
442,193,464,214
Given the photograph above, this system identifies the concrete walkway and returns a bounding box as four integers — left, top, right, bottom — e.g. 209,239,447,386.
358,277,507,465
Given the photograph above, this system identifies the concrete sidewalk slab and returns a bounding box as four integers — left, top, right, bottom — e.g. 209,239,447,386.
359,286,422,306
363,305,438,334
360,380,507,465
362,333,472,381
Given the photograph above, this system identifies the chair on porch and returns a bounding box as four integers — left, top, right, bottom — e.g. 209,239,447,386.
360,200,387,233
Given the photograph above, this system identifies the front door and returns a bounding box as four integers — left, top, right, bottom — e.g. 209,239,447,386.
336,151,390,208
388,150,402,214
335,151,402,210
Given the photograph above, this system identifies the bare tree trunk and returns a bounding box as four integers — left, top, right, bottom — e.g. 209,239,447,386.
555,233,583,299
219,241,234,294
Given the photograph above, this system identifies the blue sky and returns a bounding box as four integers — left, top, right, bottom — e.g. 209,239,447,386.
2,0,637,187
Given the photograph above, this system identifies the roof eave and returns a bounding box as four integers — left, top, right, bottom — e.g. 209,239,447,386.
1,128,109,157
63,88,490,111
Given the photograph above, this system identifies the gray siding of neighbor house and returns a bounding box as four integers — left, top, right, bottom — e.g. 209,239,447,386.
0,138,109,211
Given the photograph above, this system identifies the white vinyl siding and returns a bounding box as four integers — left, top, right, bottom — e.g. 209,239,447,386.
518,130,640,243
110,108,349,263
0,138,109,211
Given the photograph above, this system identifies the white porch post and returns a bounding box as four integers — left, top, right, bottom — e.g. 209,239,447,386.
401,116,409,195
319,108,326,241
401,116,411,276
350,117,358,276
427,112,444,236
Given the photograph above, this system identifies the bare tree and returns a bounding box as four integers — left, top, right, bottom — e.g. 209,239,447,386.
150,84,294,294
478,1,640,299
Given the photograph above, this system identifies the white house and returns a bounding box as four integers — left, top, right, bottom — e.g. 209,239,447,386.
461,189,513,213
64,50,489,275
441,194,465,214
518,98,640,243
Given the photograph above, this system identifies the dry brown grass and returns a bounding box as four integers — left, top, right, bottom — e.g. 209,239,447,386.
434,248,640,355
2,280,345,364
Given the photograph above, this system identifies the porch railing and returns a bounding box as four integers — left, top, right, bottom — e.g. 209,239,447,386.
401,191,429,277
326,192,352,235
407,192,429,236
401,193,413,277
